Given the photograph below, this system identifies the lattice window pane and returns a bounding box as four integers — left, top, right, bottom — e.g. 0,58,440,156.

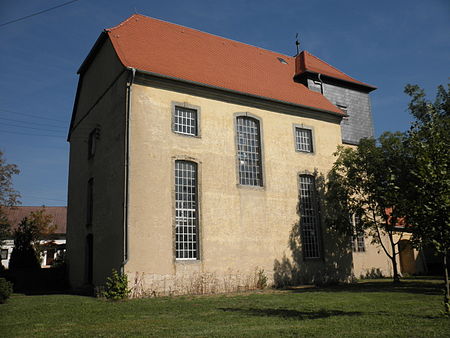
175,160,198,260
299,175,321,258
355,213,365,252
295,128,313,153
351,214,365,252
356,234,365,252
236,117,262,186
174,106,198,136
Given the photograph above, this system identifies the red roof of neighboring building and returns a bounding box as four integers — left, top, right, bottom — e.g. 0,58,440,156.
104,14,351,115
2,206,66,234
385,208,408,229
295,51,376,89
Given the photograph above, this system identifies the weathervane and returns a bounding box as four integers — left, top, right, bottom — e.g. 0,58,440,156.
295,33,300,55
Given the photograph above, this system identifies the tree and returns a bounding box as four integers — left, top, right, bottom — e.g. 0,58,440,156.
326,132,408,283
0,150,20,247
8,217,41,270
8,208,56,270
403,83,450,314
0,212,11,248
27,208,57,257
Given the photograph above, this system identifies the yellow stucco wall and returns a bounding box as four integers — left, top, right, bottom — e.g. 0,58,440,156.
124,80,351,295
352,235,394,278
68,43,418,293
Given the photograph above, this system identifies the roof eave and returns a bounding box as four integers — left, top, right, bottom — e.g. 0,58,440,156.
129,67,345,118
298,70,377,92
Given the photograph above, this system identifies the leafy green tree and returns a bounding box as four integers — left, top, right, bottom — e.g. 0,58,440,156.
0,212,11,248
9,208,56,270
0,150,20,247
326,132,408,283
403,83,450,314
27,208,56,257
8,217,41,270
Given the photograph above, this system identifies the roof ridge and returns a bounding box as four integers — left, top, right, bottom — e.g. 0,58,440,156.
106,13,140,32
110,13,294,60
304,50,358,81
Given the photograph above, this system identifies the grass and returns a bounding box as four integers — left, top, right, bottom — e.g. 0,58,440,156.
1,278,449,337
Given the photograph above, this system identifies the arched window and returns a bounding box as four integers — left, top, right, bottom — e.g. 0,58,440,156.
236,116,263,186
299,174,321,258
175,160,199,260
85,234,93,284
350,213,365,252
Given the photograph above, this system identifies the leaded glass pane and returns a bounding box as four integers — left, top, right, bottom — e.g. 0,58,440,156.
299,175,320,258
175,161,198,260
174,106,198,136
295,128,313,153
236,117,262,186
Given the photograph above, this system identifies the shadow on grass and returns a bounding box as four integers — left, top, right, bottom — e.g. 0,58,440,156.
286,280,442,296
219,307,362,320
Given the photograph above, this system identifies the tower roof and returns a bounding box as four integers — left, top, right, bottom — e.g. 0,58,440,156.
295,50,376,90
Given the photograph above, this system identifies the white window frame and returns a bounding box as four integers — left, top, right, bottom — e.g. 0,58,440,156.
235,115,263,187
172,104,199,137
351,214,365,253
299,174,321,259
294,127,314,153
174,160,199,260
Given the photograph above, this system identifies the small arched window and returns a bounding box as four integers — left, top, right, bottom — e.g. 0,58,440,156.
236,116,263,186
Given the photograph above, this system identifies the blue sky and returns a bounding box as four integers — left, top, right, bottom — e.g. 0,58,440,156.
0,0,449,206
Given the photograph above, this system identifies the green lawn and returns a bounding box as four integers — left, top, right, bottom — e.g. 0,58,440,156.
1,278,449,337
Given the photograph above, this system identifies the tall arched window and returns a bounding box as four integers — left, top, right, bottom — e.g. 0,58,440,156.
175,160,199,260
299,174,321,258
236,116,263,186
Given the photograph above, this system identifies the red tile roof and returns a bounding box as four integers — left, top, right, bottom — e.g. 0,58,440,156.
385,208,408,229
2,206,66,234
295,51,376,89
105,14,348,115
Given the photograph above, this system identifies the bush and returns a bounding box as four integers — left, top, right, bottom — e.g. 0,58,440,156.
8,245,40,271
361,268,384,279
8,217,41,271
102,269,130,301
256,268,268,289
0,277,13,304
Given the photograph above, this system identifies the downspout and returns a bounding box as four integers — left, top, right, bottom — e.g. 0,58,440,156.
122,67,136,273
318,73,324,95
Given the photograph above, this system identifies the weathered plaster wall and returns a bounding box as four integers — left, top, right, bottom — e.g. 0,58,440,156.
67,51,416,294
352,234,395,278
67,40,127,289
124,78,353,295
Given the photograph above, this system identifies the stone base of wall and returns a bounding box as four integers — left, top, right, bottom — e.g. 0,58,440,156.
127,268,269,298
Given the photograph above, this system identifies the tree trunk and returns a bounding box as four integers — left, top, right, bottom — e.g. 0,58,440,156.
388,231,400,284
443,252,449,315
